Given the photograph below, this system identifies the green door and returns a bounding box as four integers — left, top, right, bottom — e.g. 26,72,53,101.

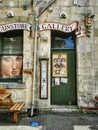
51,33,77,105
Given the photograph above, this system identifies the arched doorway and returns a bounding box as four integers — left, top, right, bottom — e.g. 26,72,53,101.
51,30,77,105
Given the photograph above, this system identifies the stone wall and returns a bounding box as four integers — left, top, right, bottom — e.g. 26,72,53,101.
0,0,34,109
0,0,98,110
36,0,98,108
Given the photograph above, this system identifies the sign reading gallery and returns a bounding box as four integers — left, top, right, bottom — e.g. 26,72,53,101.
39,21,79,33
0,22,32,32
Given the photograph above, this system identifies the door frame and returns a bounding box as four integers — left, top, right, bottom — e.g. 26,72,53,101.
50,30,77,105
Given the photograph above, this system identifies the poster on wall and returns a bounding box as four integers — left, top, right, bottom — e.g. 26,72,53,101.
40,59,48,99
1,55,23,78
52,53,67,77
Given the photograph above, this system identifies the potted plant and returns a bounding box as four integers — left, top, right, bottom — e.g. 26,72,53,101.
0,87,6,94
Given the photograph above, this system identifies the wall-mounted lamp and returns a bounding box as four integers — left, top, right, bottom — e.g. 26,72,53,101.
7,10,14,18
60,11,67,18
22,3,28,10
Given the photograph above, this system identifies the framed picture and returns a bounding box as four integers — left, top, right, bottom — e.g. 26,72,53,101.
40,59,48,99
52,52,67,77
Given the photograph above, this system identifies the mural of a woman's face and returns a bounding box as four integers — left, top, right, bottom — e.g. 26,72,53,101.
1,55,22,78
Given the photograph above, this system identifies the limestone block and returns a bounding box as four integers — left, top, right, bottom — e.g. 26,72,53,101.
77,68,94,76
38,31,50,58
94,37,98,44
94,82,98,93
78,76,93,89
78,0,97,6
47,14,59,22
94,7,98,13
60,0,72,6
68,14,82,23
93,44,98,59
77,37,92,45
78,60,92,67
94,22,98,29
40,13,47,23
15,8,31,17
77,44,92,52
94,29,98,36
93,59,98,67
38,43,50,57
77,52,91,60
77,75,87,84
72,7,86,14
7,89,26,103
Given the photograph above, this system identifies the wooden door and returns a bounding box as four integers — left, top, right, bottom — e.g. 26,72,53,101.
51,33,77,105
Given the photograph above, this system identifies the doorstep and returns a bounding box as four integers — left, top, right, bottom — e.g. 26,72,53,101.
50,105,79,113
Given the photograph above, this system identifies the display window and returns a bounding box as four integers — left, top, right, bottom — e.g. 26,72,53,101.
0,30,23,83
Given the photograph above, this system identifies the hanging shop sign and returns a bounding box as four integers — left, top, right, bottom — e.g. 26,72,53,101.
39,21,90,37
52,52,67,77
0,22,32,32
40,59,48,99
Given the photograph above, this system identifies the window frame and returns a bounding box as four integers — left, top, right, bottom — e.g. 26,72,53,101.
0,30,23,83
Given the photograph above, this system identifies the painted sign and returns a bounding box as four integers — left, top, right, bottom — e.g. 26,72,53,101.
0,22,89,37
39,21,90,37
40,59,48,99
0,22,32,32
52,53,67,77
39,21,79,33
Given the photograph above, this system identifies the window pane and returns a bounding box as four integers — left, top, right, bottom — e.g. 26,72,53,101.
2,37,22,54
0,30,23,83
51,36,74,49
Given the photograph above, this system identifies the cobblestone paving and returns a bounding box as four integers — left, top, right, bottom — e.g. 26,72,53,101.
0,112,98,130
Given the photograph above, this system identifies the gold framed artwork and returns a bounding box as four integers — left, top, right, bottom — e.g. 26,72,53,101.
52,52,67,77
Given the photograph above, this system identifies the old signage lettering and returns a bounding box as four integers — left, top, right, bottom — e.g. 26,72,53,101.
39,21,79,33
39,21,89,37
0,22,32,32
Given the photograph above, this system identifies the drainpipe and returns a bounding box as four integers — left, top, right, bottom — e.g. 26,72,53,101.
31,15,38,116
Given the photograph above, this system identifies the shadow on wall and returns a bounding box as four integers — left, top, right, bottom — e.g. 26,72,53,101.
89,125,98,130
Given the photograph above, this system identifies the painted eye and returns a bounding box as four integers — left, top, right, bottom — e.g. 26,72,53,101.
3,57,11,62
16,57,22,62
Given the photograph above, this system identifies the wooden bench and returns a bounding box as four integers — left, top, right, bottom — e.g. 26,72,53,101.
80,106,98,113
80,106,98,110
9,102,25,123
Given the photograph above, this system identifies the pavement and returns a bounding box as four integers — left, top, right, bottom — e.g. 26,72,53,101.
0,126,42,130
0,110,98,130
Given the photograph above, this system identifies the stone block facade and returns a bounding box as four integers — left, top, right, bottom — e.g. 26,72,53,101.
0,0,98,112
